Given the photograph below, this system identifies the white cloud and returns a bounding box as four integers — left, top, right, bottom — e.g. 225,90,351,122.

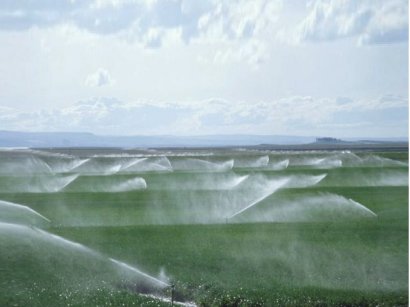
359,0,409,44
0,0,285,67
85,68,114,87
0,0,405,51
195,0,282,65
0,95,407,137
197,0,283,41
298,0,408,44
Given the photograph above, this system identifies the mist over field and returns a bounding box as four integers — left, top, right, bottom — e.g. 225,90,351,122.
0,147,408,305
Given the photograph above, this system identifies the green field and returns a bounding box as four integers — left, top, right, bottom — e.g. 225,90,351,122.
0,148,408,306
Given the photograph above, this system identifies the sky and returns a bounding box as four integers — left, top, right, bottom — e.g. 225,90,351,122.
0,0,408,138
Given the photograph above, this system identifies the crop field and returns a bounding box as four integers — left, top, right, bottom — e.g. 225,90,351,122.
0,147,408,306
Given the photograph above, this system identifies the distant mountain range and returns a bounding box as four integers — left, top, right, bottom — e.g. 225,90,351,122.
0,131,407,148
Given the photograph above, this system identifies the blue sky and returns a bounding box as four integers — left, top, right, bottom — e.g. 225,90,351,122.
0,0,408,137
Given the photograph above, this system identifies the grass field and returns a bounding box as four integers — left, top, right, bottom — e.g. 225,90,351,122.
0,148,408,306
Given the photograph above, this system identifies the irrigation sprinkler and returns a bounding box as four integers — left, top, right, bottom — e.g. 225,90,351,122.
171,284,175,306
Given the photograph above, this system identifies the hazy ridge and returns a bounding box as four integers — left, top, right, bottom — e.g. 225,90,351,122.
0,131,407,148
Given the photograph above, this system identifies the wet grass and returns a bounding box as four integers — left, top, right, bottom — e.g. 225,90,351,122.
48,216,407,305
0,285,172,307
44,184,407,305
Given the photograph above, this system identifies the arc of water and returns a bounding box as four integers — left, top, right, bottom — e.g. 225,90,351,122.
35,230,169,288
120,158,148,171
29,156,53,173
310,173,327,186
228,178,290,219
221,159,234,170
312,157,326,165
348,199,377,217
1,223,171,290
53,174,80,192
109,258,170,288
270,159,289,170
228,174,249,189
0,200,50,222
35,228,97,253
149,162,173,171
68,158,91,172
157,156,172,169
110,177,147,192
257,155,269,166
106,163,123,175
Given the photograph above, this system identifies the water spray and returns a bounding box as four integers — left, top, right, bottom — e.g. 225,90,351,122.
228,178,290,220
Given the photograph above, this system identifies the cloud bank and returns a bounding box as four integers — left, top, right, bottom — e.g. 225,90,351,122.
0,95,407,137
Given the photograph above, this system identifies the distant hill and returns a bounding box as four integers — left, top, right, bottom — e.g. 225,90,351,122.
0,131,316,147
0,131,407,148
